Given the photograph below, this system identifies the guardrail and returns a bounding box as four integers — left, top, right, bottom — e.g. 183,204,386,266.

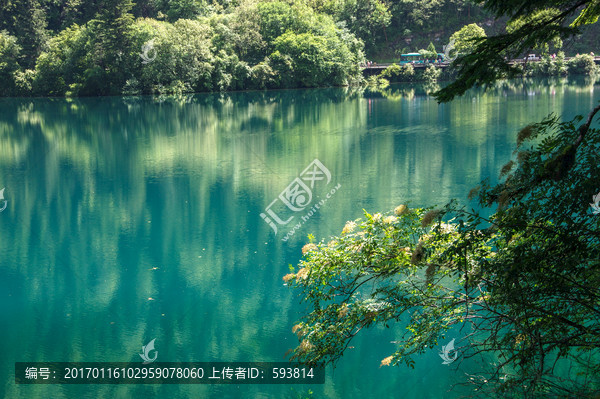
362,56,600,70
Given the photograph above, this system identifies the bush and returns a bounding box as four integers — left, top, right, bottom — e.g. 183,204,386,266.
271,28,361,88
249,58,276,89
33,24,91,96
527,52,568,76
272,32,331,87
567,53,597,75
211,50,251,91
546,52,567,75
378,63,415,82
256,1,315,45
418,64,441,82
377,63,440,85
133,18,215,94
14,69,36,95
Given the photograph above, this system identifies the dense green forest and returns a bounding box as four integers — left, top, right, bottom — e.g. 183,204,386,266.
1,0,599,96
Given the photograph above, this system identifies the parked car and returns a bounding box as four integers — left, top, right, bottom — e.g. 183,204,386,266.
525,54,539,61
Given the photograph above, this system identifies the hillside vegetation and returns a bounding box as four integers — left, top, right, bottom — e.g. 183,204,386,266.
0,0,598,96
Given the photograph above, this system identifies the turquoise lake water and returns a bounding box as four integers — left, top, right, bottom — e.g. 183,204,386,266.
1,77,599,398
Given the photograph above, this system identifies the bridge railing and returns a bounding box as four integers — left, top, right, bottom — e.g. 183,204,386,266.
362,56,600,70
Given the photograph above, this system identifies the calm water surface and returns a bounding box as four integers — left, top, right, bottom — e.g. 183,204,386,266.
1,77,599,398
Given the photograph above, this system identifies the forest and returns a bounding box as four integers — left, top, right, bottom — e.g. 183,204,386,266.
1,0,599,97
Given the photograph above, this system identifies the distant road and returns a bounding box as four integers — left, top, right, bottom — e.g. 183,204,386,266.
362,56,600,71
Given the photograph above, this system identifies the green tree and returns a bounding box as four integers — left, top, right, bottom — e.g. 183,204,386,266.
253,0,363,88
225,0,267,65
310,0,391,50
529,51,568,76
506,8,563,55
426,41,436,54
0,0,48,68
0,30,22,95
256,1,311,45
132,18,215,94
165,0,208,21
378,63,415,82
449,23,486,56
434,0,600,102
89,0,136,95
418,41,438,60
271,31,335,87
287,0,600,396
33,23,91,96
390,0,444,28
567,53,598,74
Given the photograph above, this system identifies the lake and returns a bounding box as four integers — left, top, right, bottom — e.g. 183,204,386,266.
1,76,599,398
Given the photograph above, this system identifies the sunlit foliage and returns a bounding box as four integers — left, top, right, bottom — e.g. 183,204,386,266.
287,107,600,396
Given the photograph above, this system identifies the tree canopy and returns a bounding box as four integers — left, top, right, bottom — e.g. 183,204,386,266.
434,0,600,102
449,23,486,56
2,0,600,97
286,0,600,396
